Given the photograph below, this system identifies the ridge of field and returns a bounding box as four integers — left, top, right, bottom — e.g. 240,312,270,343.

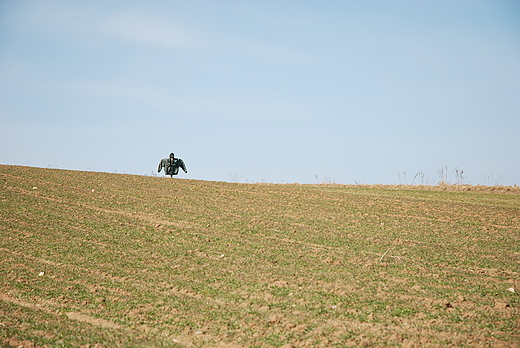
1,165,518,347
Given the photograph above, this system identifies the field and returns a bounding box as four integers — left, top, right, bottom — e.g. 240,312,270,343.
1,165,519,347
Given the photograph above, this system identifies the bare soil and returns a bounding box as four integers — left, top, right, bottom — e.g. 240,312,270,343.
1,165,518,347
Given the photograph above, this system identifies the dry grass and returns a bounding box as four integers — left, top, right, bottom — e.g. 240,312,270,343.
1,165,519,347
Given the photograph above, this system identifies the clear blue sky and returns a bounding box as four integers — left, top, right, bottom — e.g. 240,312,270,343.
1,1,519,185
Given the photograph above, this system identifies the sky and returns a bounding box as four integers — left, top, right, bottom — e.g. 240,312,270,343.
1,0,519,185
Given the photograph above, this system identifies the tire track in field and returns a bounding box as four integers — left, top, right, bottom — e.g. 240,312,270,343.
1,245,235,306
3,186,359,273
377,210,520,230
3,185,362,256
3,187,350,264
2,185,197,231
0,293,124,330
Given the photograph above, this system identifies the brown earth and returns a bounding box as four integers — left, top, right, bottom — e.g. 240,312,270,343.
1,165,519,347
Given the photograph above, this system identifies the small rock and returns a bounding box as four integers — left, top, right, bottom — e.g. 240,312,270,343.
38,272,45,276
506,287,515,293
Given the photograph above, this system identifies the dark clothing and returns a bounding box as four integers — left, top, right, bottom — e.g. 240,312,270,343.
158,158,187,176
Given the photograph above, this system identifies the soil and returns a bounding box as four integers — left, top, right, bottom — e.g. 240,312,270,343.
1,165,519,347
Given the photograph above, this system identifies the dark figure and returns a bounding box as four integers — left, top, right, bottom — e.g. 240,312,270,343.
158,153,187,177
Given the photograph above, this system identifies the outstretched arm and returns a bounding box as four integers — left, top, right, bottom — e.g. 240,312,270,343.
158,159,164,172
179,159,187,173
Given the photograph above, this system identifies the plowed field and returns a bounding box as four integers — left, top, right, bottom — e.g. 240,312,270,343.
1,165,519,347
